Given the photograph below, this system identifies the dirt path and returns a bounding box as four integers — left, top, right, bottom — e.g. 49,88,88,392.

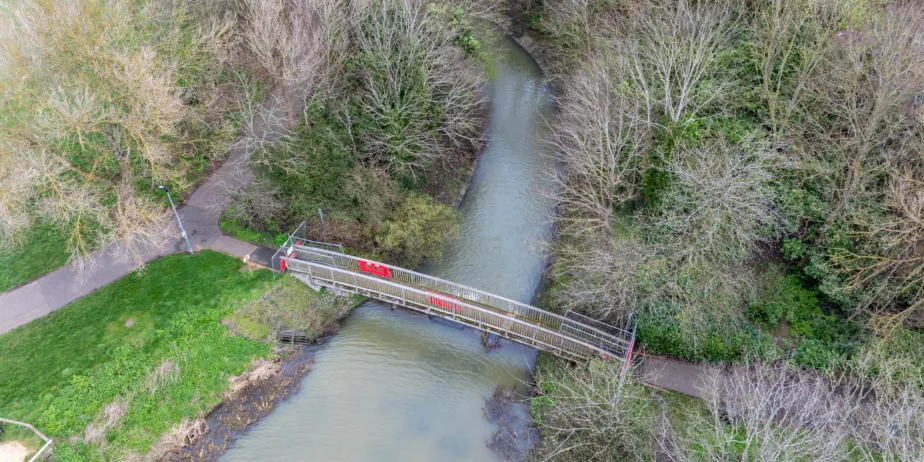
0,442,29,462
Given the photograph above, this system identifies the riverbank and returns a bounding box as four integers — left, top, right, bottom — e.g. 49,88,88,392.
155,280,362,460
159,347,315,461
0,252,279,460
0,252,369,461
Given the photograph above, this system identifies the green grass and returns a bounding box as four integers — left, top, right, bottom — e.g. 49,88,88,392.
0,222,73,293
0,250,282,459
218,218,286,247
224,276,362,341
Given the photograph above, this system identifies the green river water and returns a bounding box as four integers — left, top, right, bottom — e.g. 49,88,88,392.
219,37,556,462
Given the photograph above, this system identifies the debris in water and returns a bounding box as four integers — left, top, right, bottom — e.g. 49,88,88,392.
484,387,540,461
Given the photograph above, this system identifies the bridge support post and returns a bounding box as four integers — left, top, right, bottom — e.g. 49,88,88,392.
292,274,325,293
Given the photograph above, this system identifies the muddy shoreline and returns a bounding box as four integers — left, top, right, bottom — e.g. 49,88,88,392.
158,337,330,461
156,304,543,462
486,387,541,462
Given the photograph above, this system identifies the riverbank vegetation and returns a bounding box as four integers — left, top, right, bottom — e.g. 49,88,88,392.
525,0,924,369
219,0,502,265
523,0,924,458
0,251,355,460
531,351,924,461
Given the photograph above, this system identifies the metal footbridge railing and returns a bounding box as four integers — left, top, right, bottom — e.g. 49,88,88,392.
274,226,637,364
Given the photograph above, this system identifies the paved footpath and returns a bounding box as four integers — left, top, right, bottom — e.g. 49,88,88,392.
637,354,710,399
0,93,295,335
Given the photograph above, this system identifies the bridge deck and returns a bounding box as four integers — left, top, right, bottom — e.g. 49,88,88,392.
278,244,636,363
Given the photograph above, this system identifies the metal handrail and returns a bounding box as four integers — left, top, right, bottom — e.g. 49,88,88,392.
0,417,53,461
292,245,565,325
282,256,625,360
271,221,343,278
281,245,637,360
291,245,635,348
292,239,344,254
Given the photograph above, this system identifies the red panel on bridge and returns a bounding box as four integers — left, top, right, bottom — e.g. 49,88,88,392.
358,260,392,278
429,293,462,313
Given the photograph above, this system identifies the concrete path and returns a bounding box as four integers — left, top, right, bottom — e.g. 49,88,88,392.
0,92,295,335
637,354,710,399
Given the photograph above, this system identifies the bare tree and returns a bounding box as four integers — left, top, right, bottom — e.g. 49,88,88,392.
552,53,650,235
802,1,924,234
532,0,624,70
552,223,755,338
551,231,655,321
353,0,483,175
661,357,924,462
222,178,285,230
452,0,505,25
853,382,924,462
662,363,867,462
831,155,924,330
622,0,735,128
532,361,657,462
849,339,924,461
236,0,349,111
0,0,229,267
790,2,924,325
0,140,40,244
653,138,789,266
750,0,849,133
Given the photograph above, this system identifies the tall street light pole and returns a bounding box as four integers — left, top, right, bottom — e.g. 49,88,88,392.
158,185,194,255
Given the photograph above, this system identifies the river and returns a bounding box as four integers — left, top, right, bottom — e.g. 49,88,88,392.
219,36,556,462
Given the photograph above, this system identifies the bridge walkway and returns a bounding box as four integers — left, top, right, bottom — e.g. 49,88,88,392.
275,237,636,364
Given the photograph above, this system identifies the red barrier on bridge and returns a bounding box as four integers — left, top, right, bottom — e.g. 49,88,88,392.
621,338,636,375
358,260,392,278
429,293,462,313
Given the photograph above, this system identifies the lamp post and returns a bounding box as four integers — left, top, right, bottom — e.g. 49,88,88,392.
158,185,194,255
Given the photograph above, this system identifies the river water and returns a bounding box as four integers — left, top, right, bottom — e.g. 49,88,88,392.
219,37,556,462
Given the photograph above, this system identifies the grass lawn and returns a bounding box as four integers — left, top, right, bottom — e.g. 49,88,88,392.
0,222,73,293
0,250,281,460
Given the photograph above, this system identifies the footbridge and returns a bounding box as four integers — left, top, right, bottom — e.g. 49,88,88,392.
273,226,636,364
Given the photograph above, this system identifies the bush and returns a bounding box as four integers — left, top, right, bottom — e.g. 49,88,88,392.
375,194,458,267
746,271,819,326
252,104,356,223
637,313,780,363
745,266,864,370
793,338,842,371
